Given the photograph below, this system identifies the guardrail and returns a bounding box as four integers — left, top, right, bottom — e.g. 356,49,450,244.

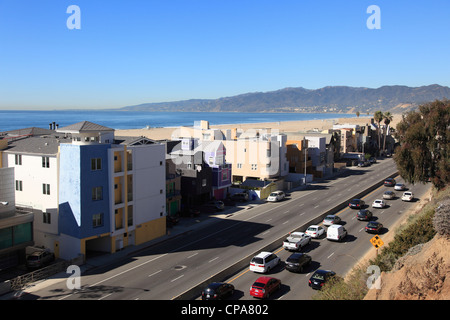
173,171,398,300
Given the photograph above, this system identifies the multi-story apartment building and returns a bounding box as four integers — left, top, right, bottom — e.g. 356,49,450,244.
1,121,166,261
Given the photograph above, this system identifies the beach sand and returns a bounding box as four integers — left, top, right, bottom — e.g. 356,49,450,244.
114,114,403,140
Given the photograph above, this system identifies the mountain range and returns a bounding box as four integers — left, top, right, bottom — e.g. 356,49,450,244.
121,84,450,114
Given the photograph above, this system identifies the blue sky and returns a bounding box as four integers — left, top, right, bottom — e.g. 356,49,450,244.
0,0,449,110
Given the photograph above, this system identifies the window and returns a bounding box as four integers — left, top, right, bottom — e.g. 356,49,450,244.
43,212,51,224
15,154,22,165
15,180,23,191
237,163,242,169
222,171,228,181
251,164,257,171
92,186,103,201
43,184,50,195
93,213,103,228
42,156,50,168
91,158,102,171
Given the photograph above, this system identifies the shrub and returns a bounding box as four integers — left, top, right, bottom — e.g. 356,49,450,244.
432,198,450,237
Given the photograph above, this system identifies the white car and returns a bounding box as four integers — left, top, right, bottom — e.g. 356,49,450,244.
249,252,281,273
401,191,414,202
394,183,406,191
305,225,325,238
372,199,386,208
267,190,285,202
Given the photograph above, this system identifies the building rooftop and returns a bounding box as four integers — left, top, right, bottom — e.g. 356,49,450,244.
56,121,114,133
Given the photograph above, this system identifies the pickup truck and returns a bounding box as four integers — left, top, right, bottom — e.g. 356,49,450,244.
282,232,311,251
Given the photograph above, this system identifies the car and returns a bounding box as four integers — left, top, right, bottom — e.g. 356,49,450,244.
394,183,406,191
357,161,369,167
201,282,235,300
401,191,414,202
26,250,55,270
365,221,384,234
250,276,281,299
356,209,373,221
230,192,249,202
326,224,348,242
384,178,396,186
308,270,336,290
282,232,311,251
383,190,396,200
206,200,225,211
249,252,281,273
305,225,325,238
372,199,386,208
323,214,341,226
285,253,312,273
369,157,377,164
349,199,365,209
267,190,285,202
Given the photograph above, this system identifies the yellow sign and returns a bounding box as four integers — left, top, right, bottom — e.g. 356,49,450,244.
370,235,384,249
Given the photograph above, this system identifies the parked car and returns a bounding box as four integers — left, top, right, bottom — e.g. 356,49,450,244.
326,224,348,242
384,178,396,186
372,199,386,208
305,225,325,238
230,192,249,202
206,200,225,211
285,253,312,273
250,276,281,299
201,282,235,300
356,209,373,221
394,183,406,191
383,190,396,200
369,157,377,164
357,161,369,167
249,252,281,273
323,214,341,226
349,199,365,209
365,221,384,234
308,270,336,290
267,191,285,202
282,232,311,251
26,250,55,270
401,191,414,202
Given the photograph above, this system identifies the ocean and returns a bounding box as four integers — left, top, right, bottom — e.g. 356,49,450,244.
0,110,357,132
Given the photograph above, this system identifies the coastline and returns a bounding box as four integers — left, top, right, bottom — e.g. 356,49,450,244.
115,114,403,141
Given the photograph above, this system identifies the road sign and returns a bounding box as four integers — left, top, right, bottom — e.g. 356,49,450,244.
370,235,384,249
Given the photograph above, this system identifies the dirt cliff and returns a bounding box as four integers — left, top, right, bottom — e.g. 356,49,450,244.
364,235,450,300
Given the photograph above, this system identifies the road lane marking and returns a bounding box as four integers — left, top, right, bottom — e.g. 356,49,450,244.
98,293,113,300
171,275,184,282
148,270,162,277
187,253,198,259
209,257,219,263
327,252,334,259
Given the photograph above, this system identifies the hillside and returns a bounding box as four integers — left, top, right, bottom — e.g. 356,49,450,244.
121,84,450,114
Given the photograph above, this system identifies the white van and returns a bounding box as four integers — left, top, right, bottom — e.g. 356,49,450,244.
249,252,281,273
326,225,348,242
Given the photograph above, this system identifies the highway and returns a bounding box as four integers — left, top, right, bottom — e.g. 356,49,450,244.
24,157,427,300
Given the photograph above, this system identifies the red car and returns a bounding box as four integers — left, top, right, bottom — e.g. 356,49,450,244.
249,276,281,299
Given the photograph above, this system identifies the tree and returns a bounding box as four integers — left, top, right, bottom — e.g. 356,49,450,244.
394,99,449,190
382,111,393,152
374,111,384,155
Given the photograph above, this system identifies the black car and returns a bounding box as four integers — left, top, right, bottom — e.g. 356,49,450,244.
356,209,373,221
201,282,235,300
384,178,396,186
349,199,365,209
365,221,383,234
308,270,336,290
285,253,312,273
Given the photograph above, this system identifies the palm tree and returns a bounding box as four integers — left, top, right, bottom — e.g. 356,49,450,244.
374,111,384,155
383,112,393,152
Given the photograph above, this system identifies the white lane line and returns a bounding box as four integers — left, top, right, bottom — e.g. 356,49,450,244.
209,257,219,263
282,221,289,225
58,294,73,300
359,228,365,232
171,275,184,282
314,205,319,208
262,230,270,236
148,270,162,277
266,218,272,222
187,253,198,259
327,252,335,259
98,293,113,300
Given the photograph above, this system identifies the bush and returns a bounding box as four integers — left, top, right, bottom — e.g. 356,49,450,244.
432,198,450,237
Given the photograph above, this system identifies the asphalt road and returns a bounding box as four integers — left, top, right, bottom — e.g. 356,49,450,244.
21,157,424,300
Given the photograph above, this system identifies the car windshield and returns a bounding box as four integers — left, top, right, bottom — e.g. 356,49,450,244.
307,227,317,231
251,257,264,264
269,193,277,197
312,273,325,280
325,216,334,220
367,222,378,227
287,257,299,263
252,282,266,289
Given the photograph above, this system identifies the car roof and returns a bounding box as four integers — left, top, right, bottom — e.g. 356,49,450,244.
313,269,333,275
255,251,272,258
328,224,342,229
288,252,305,259
206,282,225,289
